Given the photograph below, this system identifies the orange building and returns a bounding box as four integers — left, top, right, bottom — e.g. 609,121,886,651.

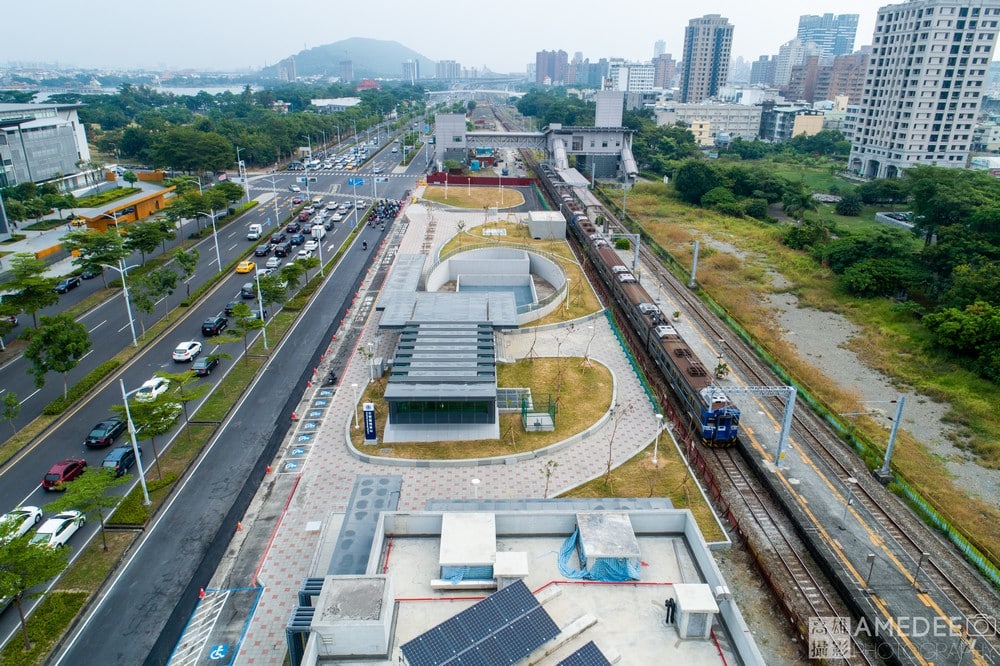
81,186,175,231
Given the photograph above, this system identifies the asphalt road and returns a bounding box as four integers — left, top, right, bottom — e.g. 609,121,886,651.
0,133,417,646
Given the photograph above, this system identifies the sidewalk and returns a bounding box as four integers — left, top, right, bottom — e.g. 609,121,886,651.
0,227,78,279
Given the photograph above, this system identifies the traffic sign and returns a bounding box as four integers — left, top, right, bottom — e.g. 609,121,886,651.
348,177,364,187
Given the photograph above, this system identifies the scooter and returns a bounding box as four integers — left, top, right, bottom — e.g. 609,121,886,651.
362,241,368,250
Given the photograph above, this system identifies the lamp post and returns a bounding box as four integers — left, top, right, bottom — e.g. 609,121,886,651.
235,146,249,205
301,135,312,202
334,125,341,144
864,553,876,589
321,130,327,152
253,267,269,350
101,260,138,347
471,478,481,499
653,413,664,466
194,210,222,272
120,379,151,506
840,477,858,529
351,383,360,429
268,173,279,226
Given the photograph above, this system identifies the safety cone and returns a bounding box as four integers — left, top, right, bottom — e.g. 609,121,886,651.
291,411,298,421
313,367,318,375
199,587,206,599
266,465,271,474
237,521,243,531
307,380,312,388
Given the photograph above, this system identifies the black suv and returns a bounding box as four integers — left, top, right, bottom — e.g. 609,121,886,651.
254,244,271,257
84,418,127,448
274,241,293,257
201,314,228,336
270,232,287,245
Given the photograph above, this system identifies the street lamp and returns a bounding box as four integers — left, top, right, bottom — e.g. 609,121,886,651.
194,210,222,272
253,267,269,350
653,413,664,466
235,146,249,205
321,130,327,151
351,382,360,429
334,125,341,144
119,378,151,506
101,260,139,347
471,478,480,499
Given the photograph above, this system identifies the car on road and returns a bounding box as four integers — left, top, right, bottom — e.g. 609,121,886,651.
135,376,170,402
172,340,202,362
224,299,240,316
102,446,140,477
30,511,85,548
54,277,81,294
288,185,301,192
84,418,127,448
296,249,314,261
372,166,383,174
265,256,281,269
201,313,228,336
330,213,344,222
303,239,319,252
253,244,271,257
285,222,301,234
191,354,221,377
255,268,273,280
289,233,305,246
240,282,256,299
274,241,293,257
270,232,287,245
81,268,100,280
0,506,42,541
42,458,87,490
236,260,256,274
291,196,303,204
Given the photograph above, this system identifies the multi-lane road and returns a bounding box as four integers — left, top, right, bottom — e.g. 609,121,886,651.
0,132,429,657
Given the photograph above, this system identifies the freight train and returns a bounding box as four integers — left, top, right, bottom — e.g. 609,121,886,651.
540,164,741,446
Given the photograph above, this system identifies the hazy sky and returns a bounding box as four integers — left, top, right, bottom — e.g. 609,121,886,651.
5,1,880,74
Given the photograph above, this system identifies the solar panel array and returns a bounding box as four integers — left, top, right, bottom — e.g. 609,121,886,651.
556,641,612,666
400,580,559,666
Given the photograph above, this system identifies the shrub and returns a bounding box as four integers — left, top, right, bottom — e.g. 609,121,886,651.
110,473,178,525
744,198,769,220
614,238,631,250
714,202,745,218
835,193,863,216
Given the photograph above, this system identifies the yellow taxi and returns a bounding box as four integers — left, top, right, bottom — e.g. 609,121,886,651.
236,260,256,274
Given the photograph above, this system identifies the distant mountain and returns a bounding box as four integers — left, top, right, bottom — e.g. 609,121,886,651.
263,37,435,80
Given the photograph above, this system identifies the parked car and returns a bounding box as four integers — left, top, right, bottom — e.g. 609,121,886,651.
135,376,170,402
0,506,42,541
41,458,87,490
236,260,256,274
30,511,85,547
172,340,202,362
102,446,140,477
201,314,228,336
54,277,81,294
84,418,127,448
192,354,221,377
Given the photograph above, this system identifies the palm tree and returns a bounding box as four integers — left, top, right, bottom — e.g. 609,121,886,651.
782,188,818,222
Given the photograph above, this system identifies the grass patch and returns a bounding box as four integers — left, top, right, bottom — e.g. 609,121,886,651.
1,234,27,244
0,592,87,666
767,163,852,193
624,182,1000,563
422,185,525,210
353,358,612,459
54,530,136,592
73,187,141,208
563,445,725,542
22,219,67,232
194,357,265,422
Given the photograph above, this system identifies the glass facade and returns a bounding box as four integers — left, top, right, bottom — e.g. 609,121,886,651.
389,400,494,425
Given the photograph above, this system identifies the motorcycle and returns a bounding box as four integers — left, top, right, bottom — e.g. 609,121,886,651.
362,241,368,250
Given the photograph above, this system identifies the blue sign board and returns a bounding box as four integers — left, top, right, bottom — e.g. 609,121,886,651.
209,644,229,660
348,177,364,187
363,402,377,442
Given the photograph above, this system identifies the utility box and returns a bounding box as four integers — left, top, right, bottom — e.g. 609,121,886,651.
673,583,719,640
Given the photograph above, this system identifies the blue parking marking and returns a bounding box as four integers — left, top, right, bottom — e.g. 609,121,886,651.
318,389,334,397
283,461,299,471
312,398,329,407
209,644,229,660
307,409,323,419
300,421,319,430
296,433,314,443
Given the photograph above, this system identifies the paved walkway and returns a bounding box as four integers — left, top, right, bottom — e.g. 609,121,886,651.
228,196,665,664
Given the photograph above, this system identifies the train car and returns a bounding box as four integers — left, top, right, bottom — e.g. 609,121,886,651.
562,196,741,446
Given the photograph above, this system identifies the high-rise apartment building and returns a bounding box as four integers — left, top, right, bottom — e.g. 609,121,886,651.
402,59,420,84
339,60,353,82
849,0,1000,178
775,38,821,88
680,14,734,103
535,50,568,85
749,55,776,85
654,53,677,88
654,40,666,58
436,60,462,79
797,13,860,59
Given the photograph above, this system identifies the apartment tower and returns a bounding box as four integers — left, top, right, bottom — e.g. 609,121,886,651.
849,0,1000,178
680,14,734,103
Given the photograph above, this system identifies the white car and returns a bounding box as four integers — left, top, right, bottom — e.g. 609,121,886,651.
0,506,42,541
288,185,301,192
135,377,170,402
296,249,314,261
172,340,203,362
265,256,281,269
30,510,85,548
303,239,319,252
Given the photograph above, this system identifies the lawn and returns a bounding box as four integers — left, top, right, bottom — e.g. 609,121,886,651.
423,185,525,210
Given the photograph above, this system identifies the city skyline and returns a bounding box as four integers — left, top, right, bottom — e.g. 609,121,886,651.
3,1,878,75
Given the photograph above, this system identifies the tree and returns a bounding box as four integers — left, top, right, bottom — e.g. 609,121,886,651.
835,193,863,217
227,302,265,360
124,219,171,264
45,468,129,552
122,170,138,188
128,267,177,335
155,370,210,439
672,159,721,205
4,254,59,328
0,520,70,650
112,398,181,480
174,248,200,297
2,392,19,436
781,187,818,222
62,229,127,288
22,313,91,398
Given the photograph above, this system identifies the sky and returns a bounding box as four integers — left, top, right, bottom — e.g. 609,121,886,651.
4,1,880,74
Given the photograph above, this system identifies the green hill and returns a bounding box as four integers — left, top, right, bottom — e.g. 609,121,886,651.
264,37,435,80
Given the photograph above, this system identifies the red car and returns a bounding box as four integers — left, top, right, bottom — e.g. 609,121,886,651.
42,458,87,491
291,196,303,204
